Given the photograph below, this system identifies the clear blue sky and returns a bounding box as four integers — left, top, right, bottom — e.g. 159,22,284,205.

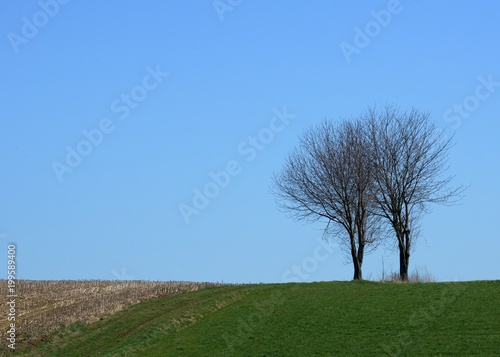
1,1,499,283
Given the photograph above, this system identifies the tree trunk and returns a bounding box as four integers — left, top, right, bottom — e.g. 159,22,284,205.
353,257,362,280
398,228,411,281
399,249,409,281
350,233,363,280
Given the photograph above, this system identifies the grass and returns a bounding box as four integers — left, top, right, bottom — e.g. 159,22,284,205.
4,280,499,356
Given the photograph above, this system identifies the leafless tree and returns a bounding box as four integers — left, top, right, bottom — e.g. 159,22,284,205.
365,105,464,281
272,119,379,280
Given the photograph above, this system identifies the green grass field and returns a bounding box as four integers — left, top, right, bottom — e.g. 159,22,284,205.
9,280,500,356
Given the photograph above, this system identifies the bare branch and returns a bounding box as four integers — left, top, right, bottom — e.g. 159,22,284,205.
272,119,380,280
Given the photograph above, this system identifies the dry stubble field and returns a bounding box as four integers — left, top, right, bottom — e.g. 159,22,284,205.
0,279,222,349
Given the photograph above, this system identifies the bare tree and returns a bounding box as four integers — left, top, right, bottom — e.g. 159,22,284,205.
365,105,463,281
272,119,379,280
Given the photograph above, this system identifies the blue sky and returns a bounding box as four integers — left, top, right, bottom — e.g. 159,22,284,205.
1,0,499,283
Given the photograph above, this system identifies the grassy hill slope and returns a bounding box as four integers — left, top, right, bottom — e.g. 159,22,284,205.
12,280,500,356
